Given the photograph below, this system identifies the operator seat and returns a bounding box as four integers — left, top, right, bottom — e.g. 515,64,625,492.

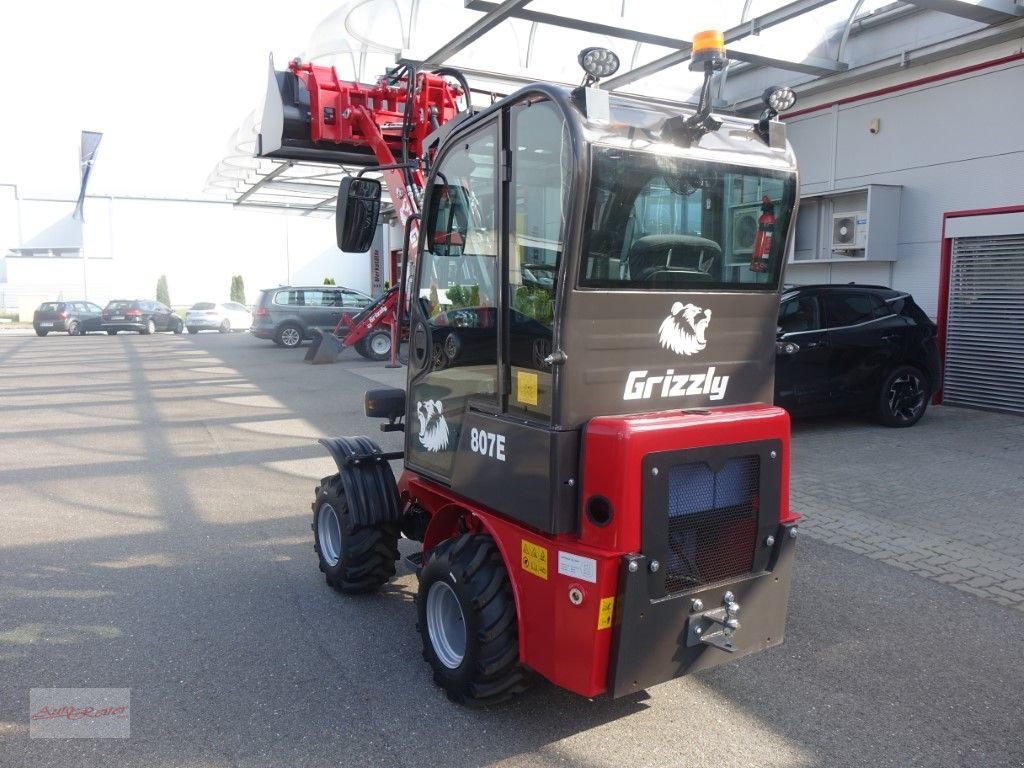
628,235,721,286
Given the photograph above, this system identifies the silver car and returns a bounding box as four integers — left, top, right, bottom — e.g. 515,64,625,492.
185,302,253,333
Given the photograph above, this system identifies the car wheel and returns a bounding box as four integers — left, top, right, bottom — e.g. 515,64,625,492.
142,319,155,335
107,329,118,335
878,364,930,427
67,321,80,336
275,323,303,348
173,319,183,334
35,329,48,337
417,534,529,706
364,330,392,361
219,319,230,333
187,326,198,334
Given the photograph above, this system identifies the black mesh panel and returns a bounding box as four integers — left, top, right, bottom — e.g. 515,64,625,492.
664,455,759,592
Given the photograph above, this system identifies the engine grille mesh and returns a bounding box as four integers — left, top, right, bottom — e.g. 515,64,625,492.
664,455,759,593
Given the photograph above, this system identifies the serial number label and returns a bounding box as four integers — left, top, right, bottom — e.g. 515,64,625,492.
469,427,506,461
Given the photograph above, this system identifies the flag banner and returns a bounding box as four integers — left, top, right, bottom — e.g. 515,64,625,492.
72,131,103,221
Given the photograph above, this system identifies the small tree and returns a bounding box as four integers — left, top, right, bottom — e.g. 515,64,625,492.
230,275,246,304
323,277,336,285
156,275,170,306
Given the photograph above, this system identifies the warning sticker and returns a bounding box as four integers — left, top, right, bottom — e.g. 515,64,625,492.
597,597,615,630
521,540,548,580
517,371,539,406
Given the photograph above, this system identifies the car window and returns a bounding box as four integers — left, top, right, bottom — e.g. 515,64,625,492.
778,295,821,333
274,290,305,306
822,292,890,328
225,302,248,311
39,302,62,312
192,302,216,310
87,303,102,312
341,291,370,308
108,301,132,311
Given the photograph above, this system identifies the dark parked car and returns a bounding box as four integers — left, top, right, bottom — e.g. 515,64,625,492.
101,300,183,335
774,284,942,427
250,285,373,348
32,300,104,336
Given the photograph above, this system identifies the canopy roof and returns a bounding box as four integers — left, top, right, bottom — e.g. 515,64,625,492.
206,0,1024,215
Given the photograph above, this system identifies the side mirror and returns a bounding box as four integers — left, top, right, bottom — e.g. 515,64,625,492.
336,177,381,252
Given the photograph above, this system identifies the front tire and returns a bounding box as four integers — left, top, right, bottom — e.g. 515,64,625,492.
107,329,118,335
187,326,198,334
275,323,303,348
219,320,230,333
878,364,930,427
173,319,184,334
417,534,528,706
312,474,398,593
364,329,392,361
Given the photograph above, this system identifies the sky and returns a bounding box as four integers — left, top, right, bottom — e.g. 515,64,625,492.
0,1,346,201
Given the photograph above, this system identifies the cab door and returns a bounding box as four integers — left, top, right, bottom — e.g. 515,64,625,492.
406,119,501,483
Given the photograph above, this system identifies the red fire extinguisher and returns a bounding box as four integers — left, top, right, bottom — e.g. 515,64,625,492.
749,195,775,273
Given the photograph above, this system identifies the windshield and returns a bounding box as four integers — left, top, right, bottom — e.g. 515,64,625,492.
580,147,796,291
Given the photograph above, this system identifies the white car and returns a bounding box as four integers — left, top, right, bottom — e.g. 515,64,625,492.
185,302,253,333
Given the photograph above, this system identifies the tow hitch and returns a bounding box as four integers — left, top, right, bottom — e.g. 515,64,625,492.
687,592,741,652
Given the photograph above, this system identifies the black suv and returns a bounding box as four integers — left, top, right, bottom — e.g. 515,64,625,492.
250,285,373,348
775,284,942,427
33,300,104,336
101,300,183,335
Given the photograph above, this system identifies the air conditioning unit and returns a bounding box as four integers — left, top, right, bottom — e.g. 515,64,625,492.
831,212,868,250
731,204,760,255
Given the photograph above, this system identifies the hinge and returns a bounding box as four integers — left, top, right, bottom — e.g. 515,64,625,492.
501,149,512,182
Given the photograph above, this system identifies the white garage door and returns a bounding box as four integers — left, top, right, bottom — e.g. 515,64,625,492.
944,233,1024,415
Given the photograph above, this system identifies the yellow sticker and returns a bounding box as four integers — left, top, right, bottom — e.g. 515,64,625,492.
521,540,548,580
597,597,615,630
517,371,539,406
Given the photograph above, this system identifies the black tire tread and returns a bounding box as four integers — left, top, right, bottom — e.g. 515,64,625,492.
417,534,529,707
312,474,398,594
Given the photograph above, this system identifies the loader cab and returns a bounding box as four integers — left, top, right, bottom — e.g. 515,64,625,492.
402,84,798,528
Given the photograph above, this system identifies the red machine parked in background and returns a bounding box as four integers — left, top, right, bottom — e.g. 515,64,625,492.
260,31,801,705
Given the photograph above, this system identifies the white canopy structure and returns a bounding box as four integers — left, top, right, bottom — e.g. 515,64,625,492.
205,0,1023,214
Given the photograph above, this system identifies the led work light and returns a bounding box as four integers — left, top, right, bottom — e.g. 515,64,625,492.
578,47,620,86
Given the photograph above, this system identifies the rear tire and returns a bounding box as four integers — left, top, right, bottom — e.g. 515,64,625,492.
107,329,118,335
173,319,184,334
187,327,198,334
364,329,392,361
35,329,48,337
67,321,80,336
219,320,230,333
312,474,398,593
877,364,930,427
275,323,303,348
143,319,155,335
417,534,528,706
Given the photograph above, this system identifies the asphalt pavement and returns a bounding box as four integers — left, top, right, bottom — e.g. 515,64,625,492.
1,330,1022,767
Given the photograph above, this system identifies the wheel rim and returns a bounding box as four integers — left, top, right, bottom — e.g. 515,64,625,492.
147,320,155,334
68,322,79,336
370,333,391,356
426,580,466,669
281,327,300,347
888,371,926,422
317,503,342,567
220,321,230,332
